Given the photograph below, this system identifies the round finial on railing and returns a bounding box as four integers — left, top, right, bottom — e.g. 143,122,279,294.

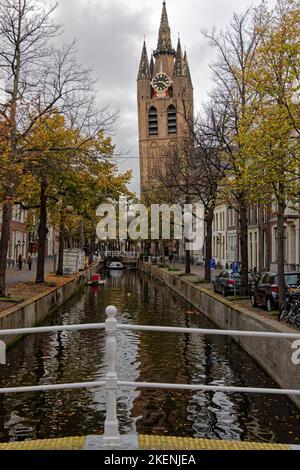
106,305,117,319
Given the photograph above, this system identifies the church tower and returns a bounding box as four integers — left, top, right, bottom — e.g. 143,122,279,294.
137,1,194,195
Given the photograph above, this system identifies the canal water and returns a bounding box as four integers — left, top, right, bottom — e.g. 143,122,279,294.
0,270,300,444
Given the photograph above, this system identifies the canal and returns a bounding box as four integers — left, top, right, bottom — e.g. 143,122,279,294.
0,270,300,444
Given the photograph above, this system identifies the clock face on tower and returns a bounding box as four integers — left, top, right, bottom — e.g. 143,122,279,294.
151,73,171,92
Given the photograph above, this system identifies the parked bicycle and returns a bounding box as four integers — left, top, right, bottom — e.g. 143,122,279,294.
278,287,300,328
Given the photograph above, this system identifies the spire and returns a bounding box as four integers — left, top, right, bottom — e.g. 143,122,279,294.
150,54,154,77
183,50,192,85
137,41,150,80
154,1,175,57
173,38,183,77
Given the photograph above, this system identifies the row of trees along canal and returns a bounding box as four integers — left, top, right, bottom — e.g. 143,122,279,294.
0,0,131,296
148,0,299,307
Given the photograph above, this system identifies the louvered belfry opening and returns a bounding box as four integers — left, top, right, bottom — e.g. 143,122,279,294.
168,105,177,134
148,106,158,135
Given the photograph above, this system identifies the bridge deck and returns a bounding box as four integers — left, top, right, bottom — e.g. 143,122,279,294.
0,435,297,451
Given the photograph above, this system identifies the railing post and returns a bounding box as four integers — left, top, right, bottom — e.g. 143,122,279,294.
103,305,120,446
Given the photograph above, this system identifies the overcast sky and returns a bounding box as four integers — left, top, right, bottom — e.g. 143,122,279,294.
54,0,275,195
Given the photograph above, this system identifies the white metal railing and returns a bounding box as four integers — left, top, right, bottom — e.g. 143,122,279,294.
1,306,300,447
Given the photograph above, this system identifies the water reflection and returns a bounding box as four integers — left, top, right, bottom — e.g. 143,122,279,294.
108,269,124,279
0,270,299,443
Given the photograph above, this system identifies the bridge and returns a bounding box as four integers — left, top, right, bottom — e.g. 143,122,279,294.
100,251,138,269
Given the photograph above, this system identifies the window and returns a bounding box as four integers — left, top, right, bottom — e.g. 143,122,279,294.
148,107,158,136
167,105,177,134
263,206,269,223
263,230,268,268
228,209,232,227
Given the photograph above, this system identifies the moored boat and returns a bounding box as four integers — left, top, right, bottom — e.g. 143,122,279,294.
108,261,124,270
87,274,107,286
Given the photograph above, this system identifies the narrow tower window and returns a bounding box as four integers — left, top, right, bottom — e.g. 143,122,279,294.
168,105,177,134
148,106,158,136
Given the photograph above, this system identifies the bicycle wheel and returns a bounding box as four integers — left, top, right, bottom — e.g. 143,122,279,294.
291,305,300,328
292,315,300,328
279,300,290,321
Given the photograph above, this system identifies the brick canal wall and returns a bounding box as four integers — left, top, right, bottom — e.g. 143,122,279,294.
140,262,300,409
0,262,102,348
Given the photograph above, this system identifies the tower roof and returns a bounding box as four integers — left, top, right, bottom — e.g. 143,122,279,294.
154,1,175,57
149,54,154,77
137,41,150,80
183,50,192,86
173,38,183,77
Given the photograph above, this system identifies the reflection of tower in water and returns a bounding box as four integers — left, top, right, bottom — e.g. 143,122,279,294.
131,275,194,437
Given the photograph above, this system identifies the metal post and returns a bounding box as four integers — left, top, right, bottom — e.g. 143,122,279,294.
103,305,120,446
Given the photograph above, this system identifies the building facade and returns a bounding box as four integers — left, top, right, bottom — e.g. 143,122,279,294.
137,1,194,195
211,201,300,273
0,205,28,265
0,205,60,265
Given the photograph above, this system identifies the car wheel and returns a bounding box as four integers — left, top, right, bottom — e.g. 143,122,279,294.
251,294,257,307
222,286,227,297
266,298,274,312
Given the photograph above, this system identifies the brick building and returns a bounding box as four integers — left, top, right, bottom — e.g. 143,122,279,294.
0,206,28,265
212,202,300,273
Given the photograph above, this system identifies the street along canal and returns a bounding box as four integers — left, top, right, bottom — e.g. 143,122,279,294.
0,270,300,444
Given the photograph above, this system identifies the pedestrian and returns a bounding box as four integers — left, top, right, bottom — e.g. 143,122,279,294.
27,254,32,271
18,254,23,271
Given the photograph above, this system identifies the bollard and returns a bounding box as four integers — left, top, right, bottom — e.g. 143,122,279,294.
103,305,120,446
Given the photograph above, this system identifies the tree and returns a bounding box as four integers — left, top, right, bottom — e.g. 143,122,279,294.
53,162,132,276
18,113,126,282
242,0,300,307
202,6,266,293
153,136,221,279
0,0,112,294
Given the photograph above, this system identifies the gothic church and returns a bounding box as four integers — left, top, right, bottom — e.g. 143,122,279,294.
137,1,194,195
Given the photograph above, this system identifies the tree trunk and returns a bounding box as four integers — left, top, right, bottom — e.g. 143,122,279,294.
56,204,65,276
0,30,22,295
204,206,214,281
154,241,159,264
239,200,249,295
36,179,48,283
184,196,192,275
277,199,286,308
90,234,96,256
79,219,85,250
0,201,13,296
185,248,191,274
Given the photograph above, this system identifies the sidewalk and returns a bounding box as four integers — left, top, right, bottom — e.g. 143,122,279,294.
171,262,222,279
0,258,58,314
5,258,55,288
160,262,278,321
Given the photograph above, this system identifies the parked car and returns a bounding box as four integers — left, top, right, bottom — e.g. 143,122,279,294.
212,270,255,297
250,272,300,312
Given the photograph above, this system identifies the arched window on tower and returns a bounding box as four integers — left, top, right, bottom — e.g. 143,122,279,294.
168,105,177,134
148,106,158,136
